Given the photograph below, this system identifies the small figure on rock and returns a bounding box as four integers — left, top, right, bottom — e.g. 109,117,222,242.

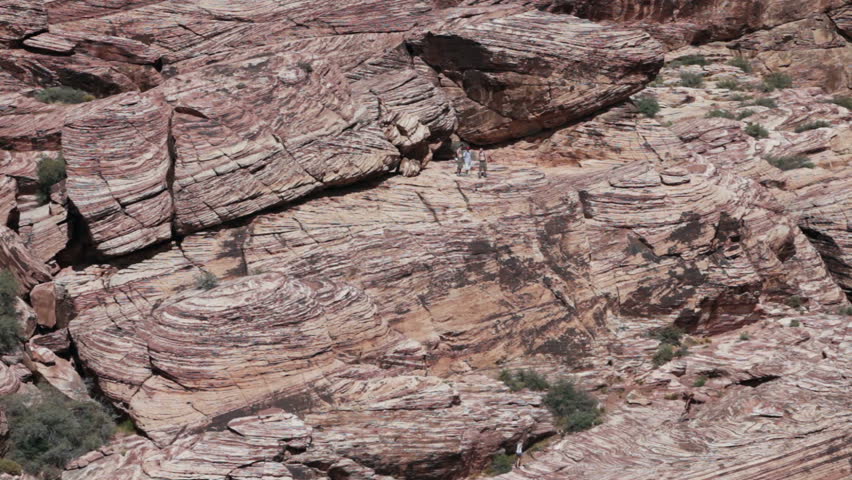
515,434,525,467
462,146,473,176
456,144,465,176
478,148,488,178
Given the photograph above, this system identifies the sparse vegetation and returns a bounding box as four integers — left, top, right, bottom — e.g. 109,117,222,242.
786,295,805,309
706,109,735,119
195,271,219,290
487,453,515,475
693,375,708,387
499,369,550,392
751,97,777,109
736,109,755,120
34,86,95,104
761,72,793,91
716,77,742,91
745,123,769,139
647,325,685,346
728,57,753,73
789,319,801,327
794,120,830,133
36,153,67,204
0,269,20,355
680,72,705,88
297,60,313,73
543,379,602,433
765,154,814,171
731,93,753,102
664,392,680,400
739,333,750,341
837,306,852,316
1,386,116,479
829,96,852,110
634,96,661,118
670,54,707,67
0,459,23,476
653,343,675,367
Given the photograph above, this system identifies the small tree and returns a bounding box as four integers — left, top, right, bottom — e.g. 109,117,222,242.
647,325,684,346
634,96,660,118
543,379,602,432
745,123,769,139
36,153,67,204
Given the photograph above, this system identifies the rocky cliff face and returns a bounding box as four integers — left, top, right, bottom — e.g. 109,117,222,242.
0,1,850,479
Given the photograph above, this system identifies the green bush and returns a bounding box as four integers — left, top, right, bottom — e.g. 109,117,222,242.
736,109,755,120
706,109,735,119
765,155,814,171
670,54,707,67
837,306,852,316
0,269,20,355
499,369,550,392
789,319,800,327
647,325,684,346
762,72,793,91
486,453,514,475
675,346,689,358
752,97,777,108
716,78,742,90
543,380,602,432
693,375,708,387
195,271,219,290
0,459,22,476
728,57,752,73
739,333,750,341
731,93,753,102
36,153,67,204
1,386,116,479
830,96,852,110
34,86,95,105
680,72,705,88
652,344,675,367
794,120,830,133
634,96,660,118
786,295,805,308
745,123,769,139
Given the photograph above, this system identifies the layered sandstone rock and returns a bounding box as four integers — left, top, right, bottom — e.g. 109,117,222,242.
411,11,663,144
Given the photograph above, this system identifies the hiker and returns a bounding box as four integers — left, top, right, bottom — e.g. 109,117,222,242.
462,146,473,175
455,145,465,175
514,435,525,467
477,148,488,178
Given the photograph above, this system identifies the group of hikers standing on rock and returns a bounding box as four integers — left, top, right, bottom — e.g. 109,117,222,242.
455,143,487,178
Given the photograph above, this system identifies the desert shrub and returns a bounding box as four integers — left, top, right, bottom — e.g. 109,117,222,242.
647,325,684,346
670,54,707,67
36,153,67,204
745,123,769,139
634,96,660,118
731,93,753,102
830,96,852,110
1,386,116,479
762,72,792,91
0,459,22,476
736,109,755,120
794,120,830,133
786,295,805,308
765,155,814,171
674,346,689,358
680,72,704,88
739,333,750,341
693,375,708,387
716,77,742,90
789,319,801,327
652,344,675,367
34,86,95,104
116,418,137,435
837,306,852,316
195,271,218,290
499,369,549,392
751,97,777,109
543,380,602,433
728,57,752,73
0,269,20,355
664,392,680,400
487,453,514,475
706,109,735,119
